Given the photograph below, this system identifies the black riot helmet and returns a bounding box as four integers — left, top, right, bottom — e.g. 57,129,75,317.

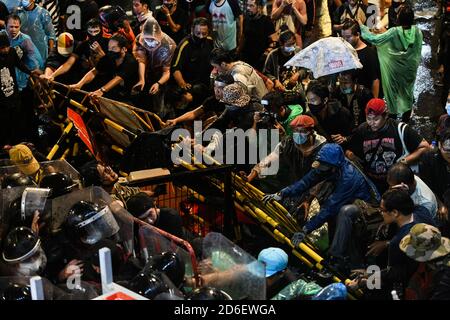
65,201,120,245
0,283,32,301
2,227,40,262
145,251,185,288
1,172,36,189
186,287,233,300
8,196,31,229
98,5,127,32
2,226,47,276
39,172,77,198
127,271,169,300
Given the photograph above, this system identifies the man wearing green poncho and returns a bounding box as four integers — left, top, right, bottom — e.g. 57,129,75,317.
359,4,422,121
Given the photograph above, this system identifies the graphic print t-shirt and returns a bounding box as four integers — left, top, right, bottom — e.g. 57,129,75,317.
349,118,423,192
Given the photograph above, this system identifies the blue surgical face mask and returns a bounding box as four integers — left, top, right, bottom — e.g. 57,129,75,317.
341,87,353,95
446,103,450,116
293,132,308,145
283,46,296,53
22,0,31,8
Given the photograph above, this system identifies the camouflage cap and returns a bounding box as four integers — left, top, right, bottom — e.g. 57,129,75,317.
399,223,450,262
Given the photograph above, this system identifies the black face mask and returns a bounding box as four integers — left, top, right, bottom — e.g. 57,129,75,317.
192,35,206,45
107,51,122,61
88,32,102,43
309,103,326,115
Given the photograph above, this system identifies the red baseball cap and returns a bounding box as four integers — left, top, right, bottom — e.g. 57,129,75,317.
365,98,388,116
290,115,315,129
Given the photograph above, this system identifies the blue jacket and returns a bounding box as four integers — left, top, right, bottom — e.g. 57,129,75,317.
280,143,380,233
9,32,44,90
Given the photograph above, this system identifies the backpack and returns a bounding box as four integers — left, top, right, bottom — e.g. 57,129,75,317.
404,263,436,300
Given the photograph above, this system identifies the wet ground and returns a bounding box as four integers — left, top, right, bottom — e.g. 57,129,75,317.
410,0,445,141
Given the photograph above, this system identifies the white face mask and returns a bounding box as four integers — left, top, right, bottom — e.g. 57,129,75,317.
17,251,47,276
144,38,160,50
446,103,450,116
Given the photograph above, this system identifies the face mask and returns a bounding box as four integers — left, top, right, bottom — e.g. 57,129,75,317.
108,51,122,60
21,0,31,8
446,103,450,116
144,38,160,50
164,3,174,10
17,251,47,276
88,28,102,41
293,132,308,145
309,103,326,115
283,46,296,53
341,87,353,95
193,35,206,45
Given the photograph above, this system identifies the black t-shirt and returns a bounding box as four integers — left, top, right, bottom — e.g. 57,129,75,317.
171,35,214,86
356,46,381,93
155,207,184,239
349,118,423,193
419,150,450,201
202,95,226,114
241,14,275,69
46,50,70,70
0,2,9,23
73,36,110,62
96,53,139,99
61,0,99,41
307,100,354,140
334,85,373,128
0,48,29,107
155,6,189,45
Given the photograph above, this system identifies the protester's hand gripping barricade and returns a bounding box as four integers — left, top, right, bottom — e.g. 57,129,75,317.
168,138,363,299
32,80,166,163
29,78,365,298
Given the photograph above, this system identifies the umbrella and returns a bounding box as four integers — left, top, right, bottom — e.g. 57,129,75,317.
284,37,363,79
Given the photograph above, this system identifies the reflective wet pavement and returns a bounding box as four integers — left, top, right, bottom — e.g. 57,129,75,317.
410,0,445,141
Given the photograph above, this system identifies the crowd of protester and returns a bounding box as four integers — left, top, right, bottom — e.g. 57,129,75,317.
0,0,450,300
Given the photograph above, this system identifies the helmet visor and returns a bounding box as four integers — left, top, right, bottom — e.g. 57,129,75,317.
76,206,119,245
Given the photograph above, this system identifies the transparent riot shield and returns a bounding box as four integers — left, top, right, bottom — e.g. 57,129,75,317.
138,225,195,287
201,232,266,300
49,186,134,255
0,186,27,241
0,159,82,188
21,188,50,224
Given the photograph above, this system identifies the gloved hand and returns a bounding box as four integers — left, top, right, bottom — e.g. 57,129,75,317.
291,229,307,247
262,192,282,204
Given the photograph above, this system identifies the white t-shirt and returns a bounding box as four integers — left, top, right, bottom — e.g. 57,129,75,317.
412,175,438,219
209,0,238,51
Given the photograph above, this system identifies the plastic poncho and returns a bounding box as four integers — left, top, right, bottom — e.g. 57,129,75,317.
3,0,21,12
9,32,44,91
312,282,348,300
16,5,56,62
361,24,423,115
271,278,323,300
